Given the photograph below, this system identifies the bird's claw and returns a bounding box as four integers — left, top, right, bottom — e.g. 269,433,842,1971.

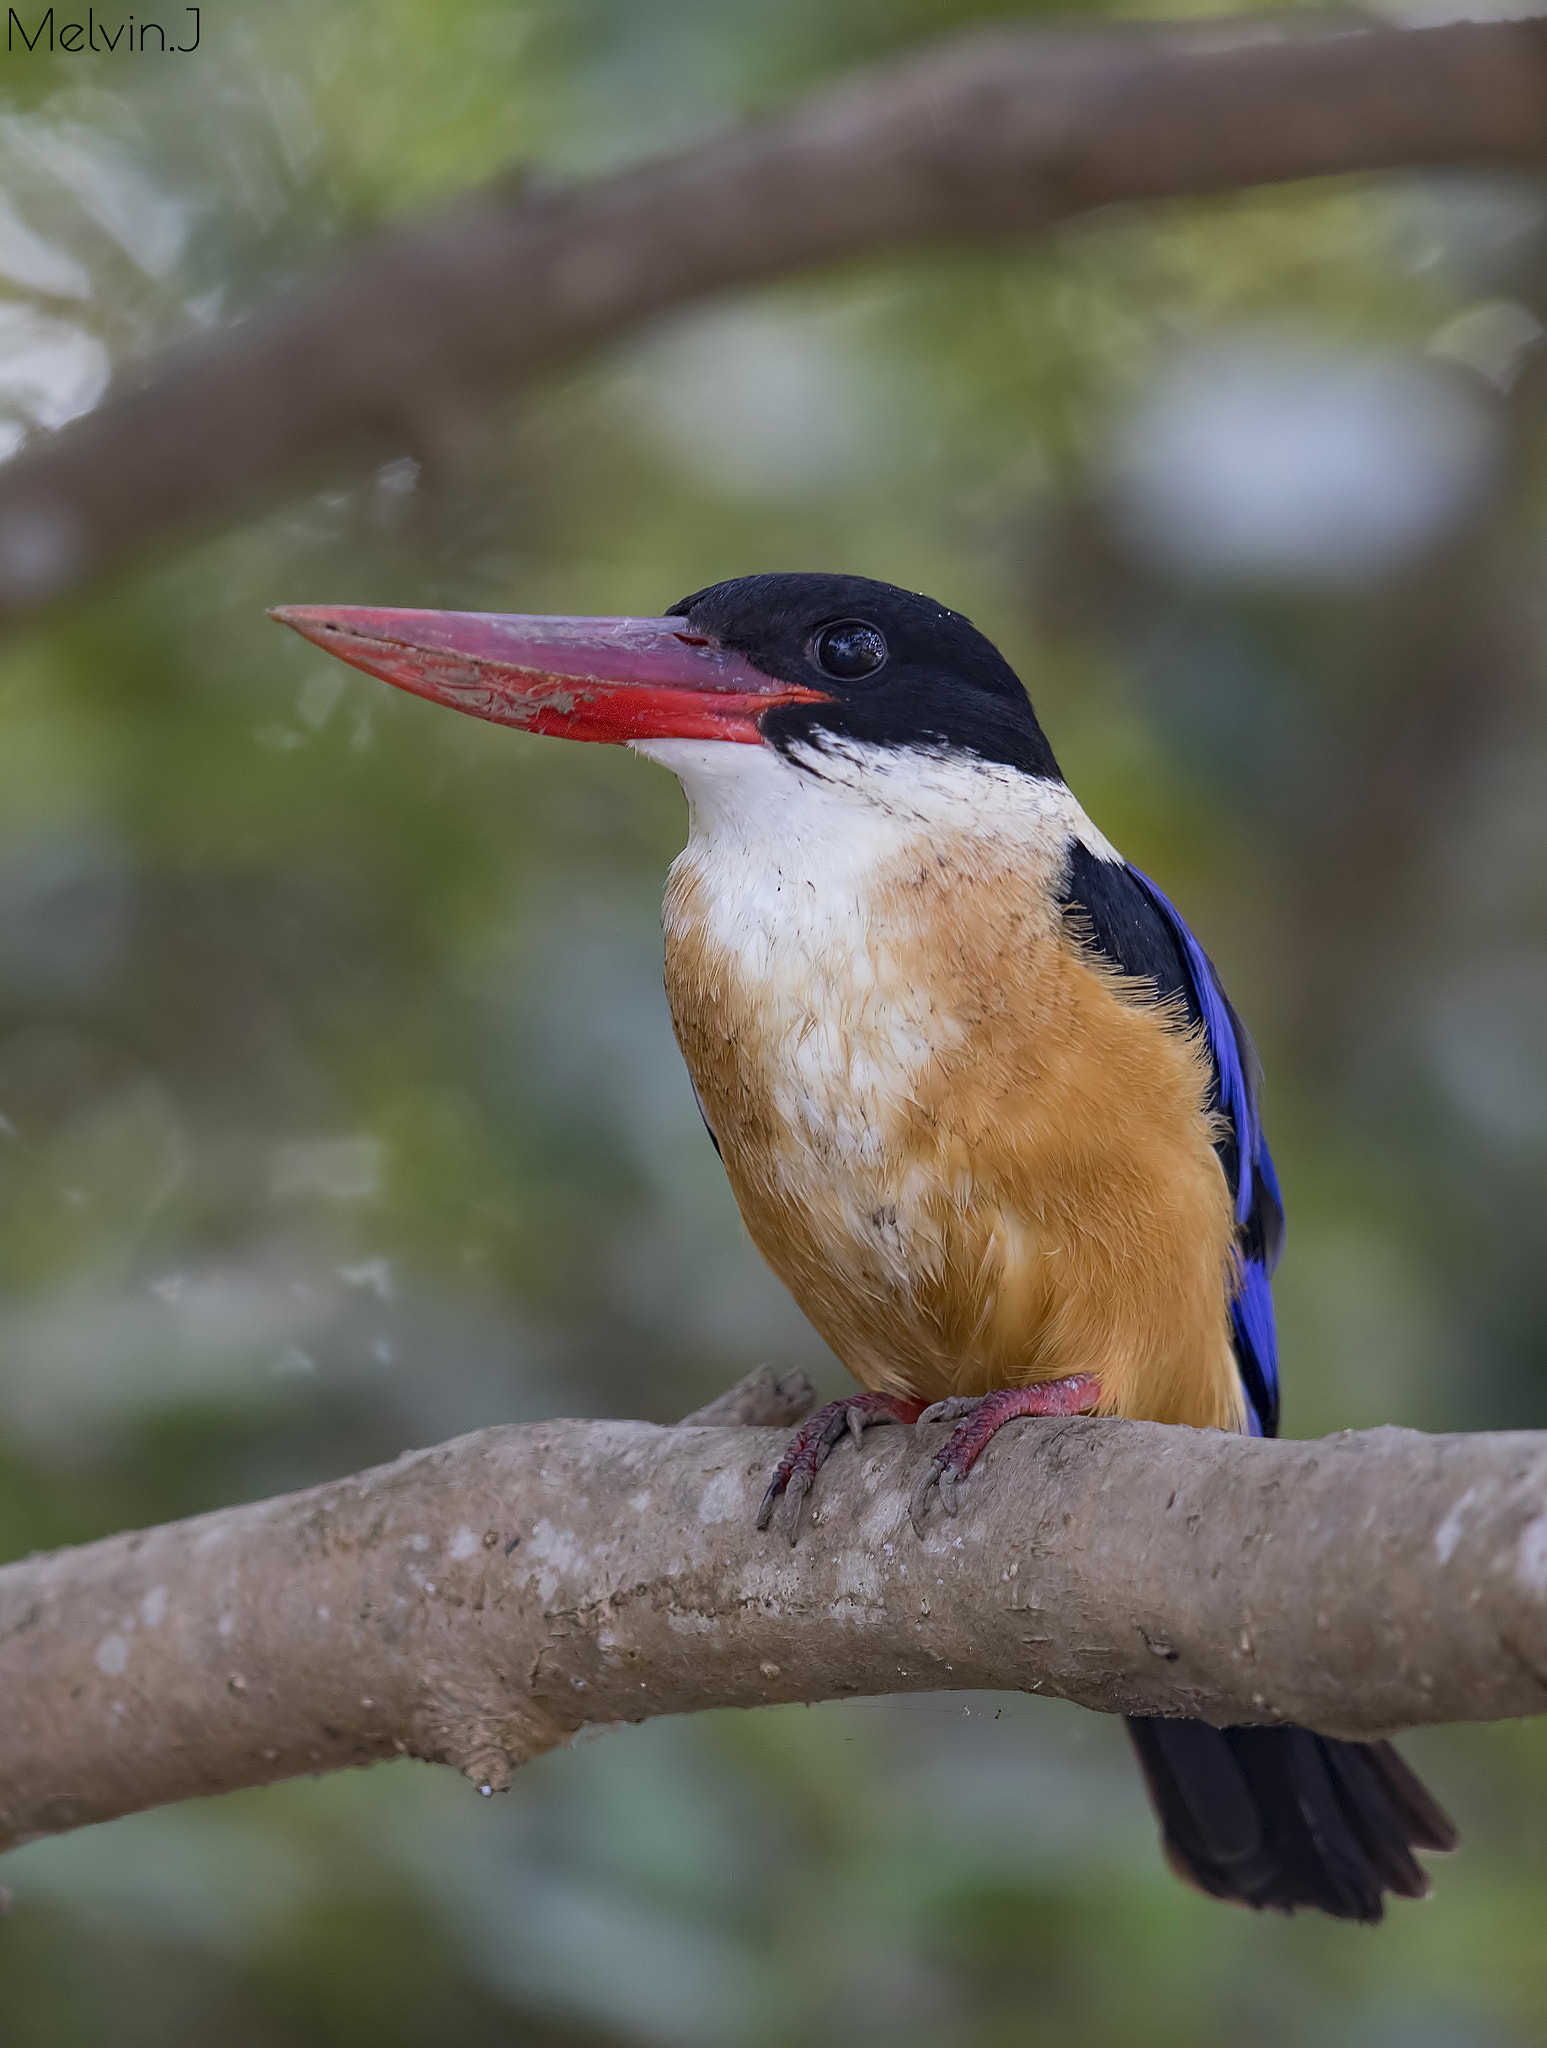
909,1395,987,1534
756,1392,925,1544
914,1396,982,1435
777,1468,814,1544
907,1462,941,1537
909,1377,1102,1535
908,1450,968,1537
756,1462,815,1536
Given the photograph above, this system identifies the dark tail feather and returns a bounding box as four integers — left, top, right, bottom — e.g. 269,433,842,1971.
1126,1717,1458,1923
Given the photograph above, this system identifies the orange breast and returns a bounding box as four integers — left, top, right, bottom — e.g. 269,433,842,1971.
664,828,1243,1432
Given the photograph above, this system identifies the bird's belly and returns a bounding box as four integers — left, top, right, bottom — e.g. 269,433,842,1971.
663,844,1244,1431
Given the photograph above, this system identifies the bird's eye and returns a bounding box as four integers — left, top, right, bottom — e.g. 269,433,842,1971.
813,620,887,681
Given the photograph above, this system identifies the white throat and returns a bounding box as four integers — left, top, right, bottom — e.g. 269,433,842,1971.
632,733,1120,905
634,734,1124,1076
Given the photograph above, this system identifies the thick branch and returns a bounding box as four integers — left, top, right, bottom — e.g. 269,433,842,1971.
0,15,1543,621
3,1413,1546,1851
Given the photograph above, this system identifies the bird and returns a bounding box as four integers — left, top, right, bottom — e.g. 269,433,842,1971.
271,570,1458,1921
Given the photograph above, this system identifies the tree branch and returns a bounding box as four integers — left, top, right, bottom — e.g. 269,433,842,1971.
3,1408,1546,1851
0,14,1542,623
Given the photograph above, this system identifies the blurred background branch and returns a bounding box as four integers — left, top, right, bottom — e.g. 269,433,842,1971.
5,1410,1545,1853
0,13,1540,625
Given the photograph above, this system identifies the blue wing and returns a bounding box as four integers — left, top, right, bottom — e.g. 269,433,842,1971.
1061,845,1284,1437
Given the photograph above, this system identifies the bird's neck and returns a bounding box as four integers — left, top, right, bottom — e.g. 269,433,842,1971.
636,735,1119,959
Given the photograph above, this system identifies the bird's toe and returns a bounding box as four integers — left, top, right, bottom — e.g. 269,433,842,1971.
908,1460,943,1538
915,1395,982,1435
757,1392,925,1544
781,1467,815,1545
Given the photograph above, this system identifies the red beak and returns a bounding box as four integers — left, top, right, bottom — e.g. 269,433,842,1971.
266,605,826,745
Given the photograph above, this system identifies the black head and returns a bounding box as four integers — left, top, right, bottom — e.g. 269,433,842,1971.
667,572,1061,780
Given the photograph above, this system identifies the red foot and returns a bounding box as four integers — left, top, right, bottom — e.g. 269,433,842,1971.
909,1376,1102,1536
757,1392,926,1544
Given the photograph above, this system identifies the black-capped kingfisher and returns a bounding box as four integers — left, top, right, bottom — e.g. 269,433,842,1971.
271,572,1456,1921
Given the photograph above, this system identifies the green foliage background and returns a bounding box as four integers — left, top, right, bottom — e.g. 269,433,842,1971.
1,2,1546,2042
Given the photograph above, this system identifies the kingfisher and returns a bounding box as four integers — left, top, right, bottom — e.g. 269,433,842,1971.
272,571,1456,1921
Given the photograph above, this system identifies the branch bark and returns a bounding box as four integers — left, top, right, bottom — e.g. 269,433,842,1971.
4,1408,1546,1852
0,14,1543,624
